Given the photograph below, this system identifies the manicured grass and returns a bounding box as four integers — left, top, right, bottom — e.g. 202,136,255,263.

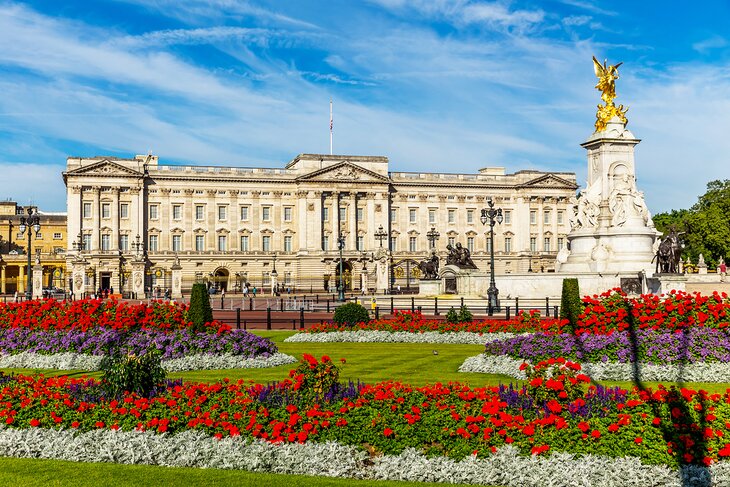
0,457,490,487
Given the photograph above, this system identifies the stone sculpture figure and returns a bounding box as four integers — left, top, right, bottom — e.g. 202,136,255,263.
653,228,684,274
446,244,459,266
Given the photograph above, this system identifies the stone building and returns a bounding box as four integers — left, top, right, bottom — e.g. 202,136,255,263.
63,153,577,296
0,201,67,295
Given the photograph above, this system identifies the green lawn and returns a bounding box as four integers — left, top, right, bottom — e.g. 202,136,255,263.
0,457,490,487
1,330,730,486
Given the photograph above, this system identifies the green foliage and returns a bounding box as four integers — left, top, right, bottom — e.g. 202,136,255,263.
457,305,472,323
444,307,459,324
291,354,341,401
559,278,582,330
332,302,370,327
100,349,166,398
188,283,213,333
653,179,730,268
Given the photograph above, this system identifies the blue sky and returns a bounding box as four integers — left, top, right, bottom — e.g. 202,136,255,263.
0,1,729,213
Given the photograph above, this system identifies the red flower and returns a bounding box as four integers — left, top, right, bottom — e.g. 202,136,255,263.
634,437,643,444
29,418,40,427
591,430,601,439
383,428,394,437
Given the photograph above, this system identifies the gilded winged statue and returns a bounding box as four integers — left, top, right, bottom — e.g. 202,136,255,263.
592,56,628,132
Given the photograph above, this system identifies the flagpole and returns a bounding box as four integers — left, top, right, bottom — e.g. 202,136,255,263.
329,99,333,155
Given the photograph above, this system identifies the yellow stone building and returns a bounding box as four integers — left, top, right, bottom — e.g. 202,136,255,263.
0,201,67,295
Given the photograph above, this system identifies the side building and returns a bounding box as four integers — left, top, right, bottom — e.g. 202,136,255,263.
63,154,577,295
0,201,67,295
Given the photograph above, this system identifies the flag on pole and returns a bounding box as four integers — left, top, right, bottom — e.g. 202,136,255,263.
329,99,333,155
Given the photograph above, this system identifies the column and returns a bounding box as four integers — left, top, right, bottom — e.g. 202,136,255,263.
229,190,239,251
251,191,261,251
111,187,120,251
136,185,145,240
273,191,282,251
366,193,376,250
18,265,25,293
160,188,171,251
91,187,101,251
537,197,545,254
0,265,5,294
67,185,82,251
318,192,325,250
184,189,195,250
206,189,216,251
332,191,340,240
296,190,309,253
348,193,357,251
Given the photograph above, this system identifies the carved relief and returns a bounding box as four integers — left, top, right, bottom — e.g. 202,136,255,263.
332,166,359,180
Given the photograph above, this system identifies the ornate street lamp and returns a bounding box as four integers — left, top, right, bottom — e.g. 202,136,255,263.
18,208,41,300
337,233,346,302
132,234,144,258
374,225,387,248
480,197,503,311
426,226,440,250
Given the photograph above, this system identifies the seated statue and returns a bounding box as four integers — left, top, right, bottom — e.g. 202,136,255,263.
445,244,460,266
455,242,477,269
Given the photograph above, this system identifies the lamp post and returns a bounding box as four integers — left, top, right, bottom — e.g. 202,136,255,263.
480,197,503,311
426,226,440,250
337,233,346,302
18,208,41,300
374,225,387,248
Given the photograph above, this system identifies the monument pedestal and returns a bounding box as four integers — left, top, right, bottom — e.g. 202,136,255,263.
171,258,183,299
419,279,440,296
131,259,147,299
32,265,43,299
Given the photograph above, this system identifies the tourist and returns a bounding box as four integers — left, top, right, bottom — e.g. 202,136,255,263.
721,260,727,282
252,286,257,297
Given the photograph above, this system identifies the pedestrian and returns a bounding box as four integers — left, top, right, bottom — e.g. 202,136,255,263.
721,259,727,283
397,284,401,294
13,291,18,303
253,286,257,297
371,297,377,316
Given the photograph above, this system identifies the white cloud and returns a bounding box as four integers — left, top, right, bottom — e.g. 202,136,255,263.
0,163,67,211
692,35,727,53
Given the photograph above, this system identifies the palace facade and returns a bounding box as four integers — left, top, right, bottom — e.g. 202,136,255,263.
63,153,577,295
0,201,67,295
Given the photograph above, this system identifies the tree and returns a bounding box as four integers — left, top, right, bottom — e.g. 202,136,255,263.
653,179,730,268
188,283,213,333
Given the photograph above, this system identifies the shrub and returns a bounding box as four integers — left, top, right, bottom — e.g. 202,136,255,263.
289,354,341,400
445,307,459,324
100,349,166,398
188,283,213,333
560,278,582,330
457,304,473,323
333,302,370,327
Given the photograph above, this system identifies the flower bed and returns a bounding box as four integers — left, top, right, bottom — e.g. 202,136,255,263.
3,356,730,471
0,298,228,332
285,330,519,344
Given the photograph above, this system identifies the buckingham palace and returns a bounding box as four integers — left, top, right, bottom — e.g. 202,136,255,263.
63,153,577,296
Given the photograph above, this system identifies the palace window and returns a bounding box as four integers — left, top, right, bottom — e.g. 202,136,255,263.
339,206,346,221
504,237,512,253
409,236,417,252
544,237,551,252
557,211,564,225
82,234,91,251
322,235,329,250
101,203,110,219
544,211,551,224
217,205,227,221
409,209,417,223
504,210,512,224
467,210,474,224
172,235,182,251
390,208,397,222
240,206,249,221
149,204,159,220
486,237,492,253
467,237,474,252
83,202,92,218
148,235,158,252
101,234,110,251
119,235,129,251
284,235,293,252
217,235,227,252
195,205,204,220
195,235,204,251
120,203,129,219
448,236,455,247
262,235,271,252
284,207,293,222
262,207,271,221
530,237,537,252
323,207,329,221
172,205,182,220
428,209,436,224
356,207,363,222
53,232,62,240
529,210,536,225
390,236,397,251
240,235,249,251
557,237,565,250
448,209,456,224
356,235,364,251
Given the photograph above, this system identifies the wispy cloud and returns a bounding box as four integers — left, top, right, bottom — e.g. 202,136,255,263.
692,35,727,53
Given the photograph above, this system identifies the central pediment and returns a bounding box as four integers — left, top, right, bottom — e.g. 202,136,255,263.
517,174,578,190
65,159,144,178
296,161,390,183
